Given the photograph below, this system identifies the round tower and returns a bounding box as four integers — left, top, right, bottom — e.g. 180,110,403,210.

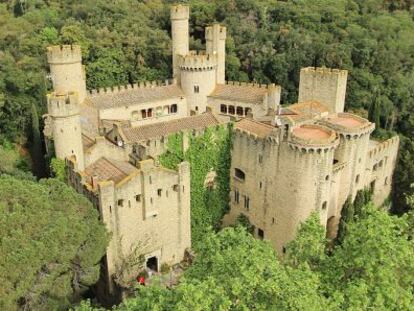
170,4,190,84
47,45,87,103
47,91,85,170
270,124,338,252
206,23,226,84
179,52,217,113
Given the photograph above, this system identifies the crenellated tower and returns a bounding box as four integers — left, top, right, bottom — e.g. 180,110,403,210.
170,4,190,84
47,45,87,103
298,67,348,113
206,23,226,84
46,91,85,170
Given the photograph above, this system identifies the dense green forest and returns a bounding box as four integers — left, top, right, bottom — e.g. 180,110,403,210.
1,0,413,211
1,0,414,309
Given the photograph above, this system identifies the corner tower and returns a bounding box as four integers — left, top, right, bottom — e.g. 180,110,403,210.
47,45,87,103
298,67,348,113
170,4,190,84
206,23,226,84
47,92,85,170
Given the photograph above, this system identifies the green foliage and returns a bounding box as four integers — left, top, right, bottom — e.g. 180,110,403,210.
235,213,254,234
0,175,109,310
0,142,33,180
50,157,66,182
159,125,232,249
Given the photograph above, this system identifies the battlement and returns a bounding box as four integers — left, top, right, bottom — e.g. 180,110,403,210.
47,45,82,64
205,23,227,40
47,91,80,117
301,67,348,77
368,136,400,158
170,4,189,20
225,81,281,91
88,79,176,97
320,113,374,137
289,124,338,152
178,53,217,70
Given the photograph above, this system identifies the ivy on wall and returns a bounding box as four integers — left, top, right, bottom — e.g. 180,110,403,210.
159,124,233,249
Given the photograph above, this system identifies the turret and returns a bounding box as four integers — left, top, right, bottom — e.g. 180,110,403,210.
47,91,85,170
47,45,87,103
298,67,348,113
206,23,226,84
179,52,217,113
170,4,190,84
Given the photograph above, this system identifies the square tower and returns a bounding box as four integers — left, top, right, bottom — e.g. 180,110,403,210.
298,67,348,113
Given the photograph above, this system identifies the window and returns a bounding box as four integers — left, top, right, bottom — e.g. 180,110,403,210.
135,194,141,202
355,174,360,184
128,200,131,208
236,106,244,116
157,189,162,197
244,195,250,210
109,205,112,213
228,105,235,115
234,189,240,204
171,104,178,113
259,181,262,189
147,108,153,118
322,201,327,210
195,106,199,112
194,85,200,93
244,107,251,116
149,176,152,184
373,163,378,171
258,155,263,164
325,175,330,181
163,105,170,114
141,109,147,119
234,168,246,181
370,180,376,193
173,184,179,192
117,199,124,207
384,177,388,185
220,104,227,114
272,217,275,224
150,197,153,204
258,228,264,240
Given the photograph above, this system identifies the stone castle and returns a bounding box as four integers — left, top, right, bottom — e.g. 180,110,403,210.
43,4,399,296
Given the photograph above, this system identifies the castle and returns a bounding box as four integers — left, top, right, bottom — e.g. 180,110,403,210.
43,4,399,296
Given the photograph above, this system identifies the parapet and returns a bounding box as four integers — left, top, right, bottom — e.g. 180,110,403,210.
368,136,400,158
88,78,177,97
178,53,217,71
289,124,338,152
225,80,281,91
47,45,82,64
47,91,80,117
205,23,227,40
301,67,348,77
319,113,374,137
170,4,189,20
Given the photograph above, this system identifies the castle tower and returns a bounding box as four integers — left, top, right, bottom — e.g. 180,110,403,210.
170,5,190,84
298,67,348,113
47,45,87,103
179,53,217,113
206,23,226,84
47,91,85,170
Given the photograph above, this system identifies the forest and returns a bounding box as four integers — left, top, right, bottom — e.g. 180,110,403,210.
1,0,414,309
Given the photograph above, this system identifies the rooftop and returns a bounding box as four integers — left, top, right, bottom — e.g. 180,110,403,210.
209,83,269,104
84,157,138,186
291,124,336,145
324,113,369,129
88,84,184,109
282,101,329,124
235,118,275,138
120,112,222,143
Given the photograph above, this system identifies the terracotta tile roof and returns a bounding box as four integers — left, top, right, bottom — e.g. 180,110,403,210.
209,84,268,104
80,99,99,136
287,101,329,115
120,113,222,143
88,84,184,109
235,118,275,138
84,157,138,185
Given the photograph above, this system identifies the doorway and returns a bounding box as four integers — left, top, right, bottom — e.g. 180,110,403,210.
146,256,158,272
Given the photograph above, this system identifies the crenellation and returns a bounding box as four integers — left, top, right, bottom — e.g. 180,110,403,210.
46,45,82,64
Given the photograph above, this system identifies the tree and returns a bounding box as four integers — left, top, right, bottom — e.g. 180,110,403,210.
0,176,108,310
336,196,354,245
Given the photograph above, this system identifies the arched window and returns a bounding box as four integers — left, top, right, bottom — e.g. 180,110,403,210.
322,201,327,210
147,108,153,118
194,85,200,93
244,107,251,116
220,104,227,114
141,109,147,119
228,105,235,115
171,104,178,113
236,106,244,116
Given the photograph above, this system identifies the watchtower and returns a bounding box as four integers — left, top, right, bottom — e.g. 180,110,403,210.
47,91,85,170
206,23,226,84
47,45,87,104
170,4,190,84
298,67,348,113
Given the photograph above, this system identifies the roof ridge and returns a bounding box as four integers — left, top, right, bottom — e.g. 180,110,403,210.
101,157,129,176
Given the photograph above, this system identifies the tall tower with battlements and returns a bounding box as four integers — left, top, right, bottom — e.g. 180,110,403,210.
298,67,348,113
47,91,85,170
47,45,87,103
206,23,226,84
170,4,190,84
